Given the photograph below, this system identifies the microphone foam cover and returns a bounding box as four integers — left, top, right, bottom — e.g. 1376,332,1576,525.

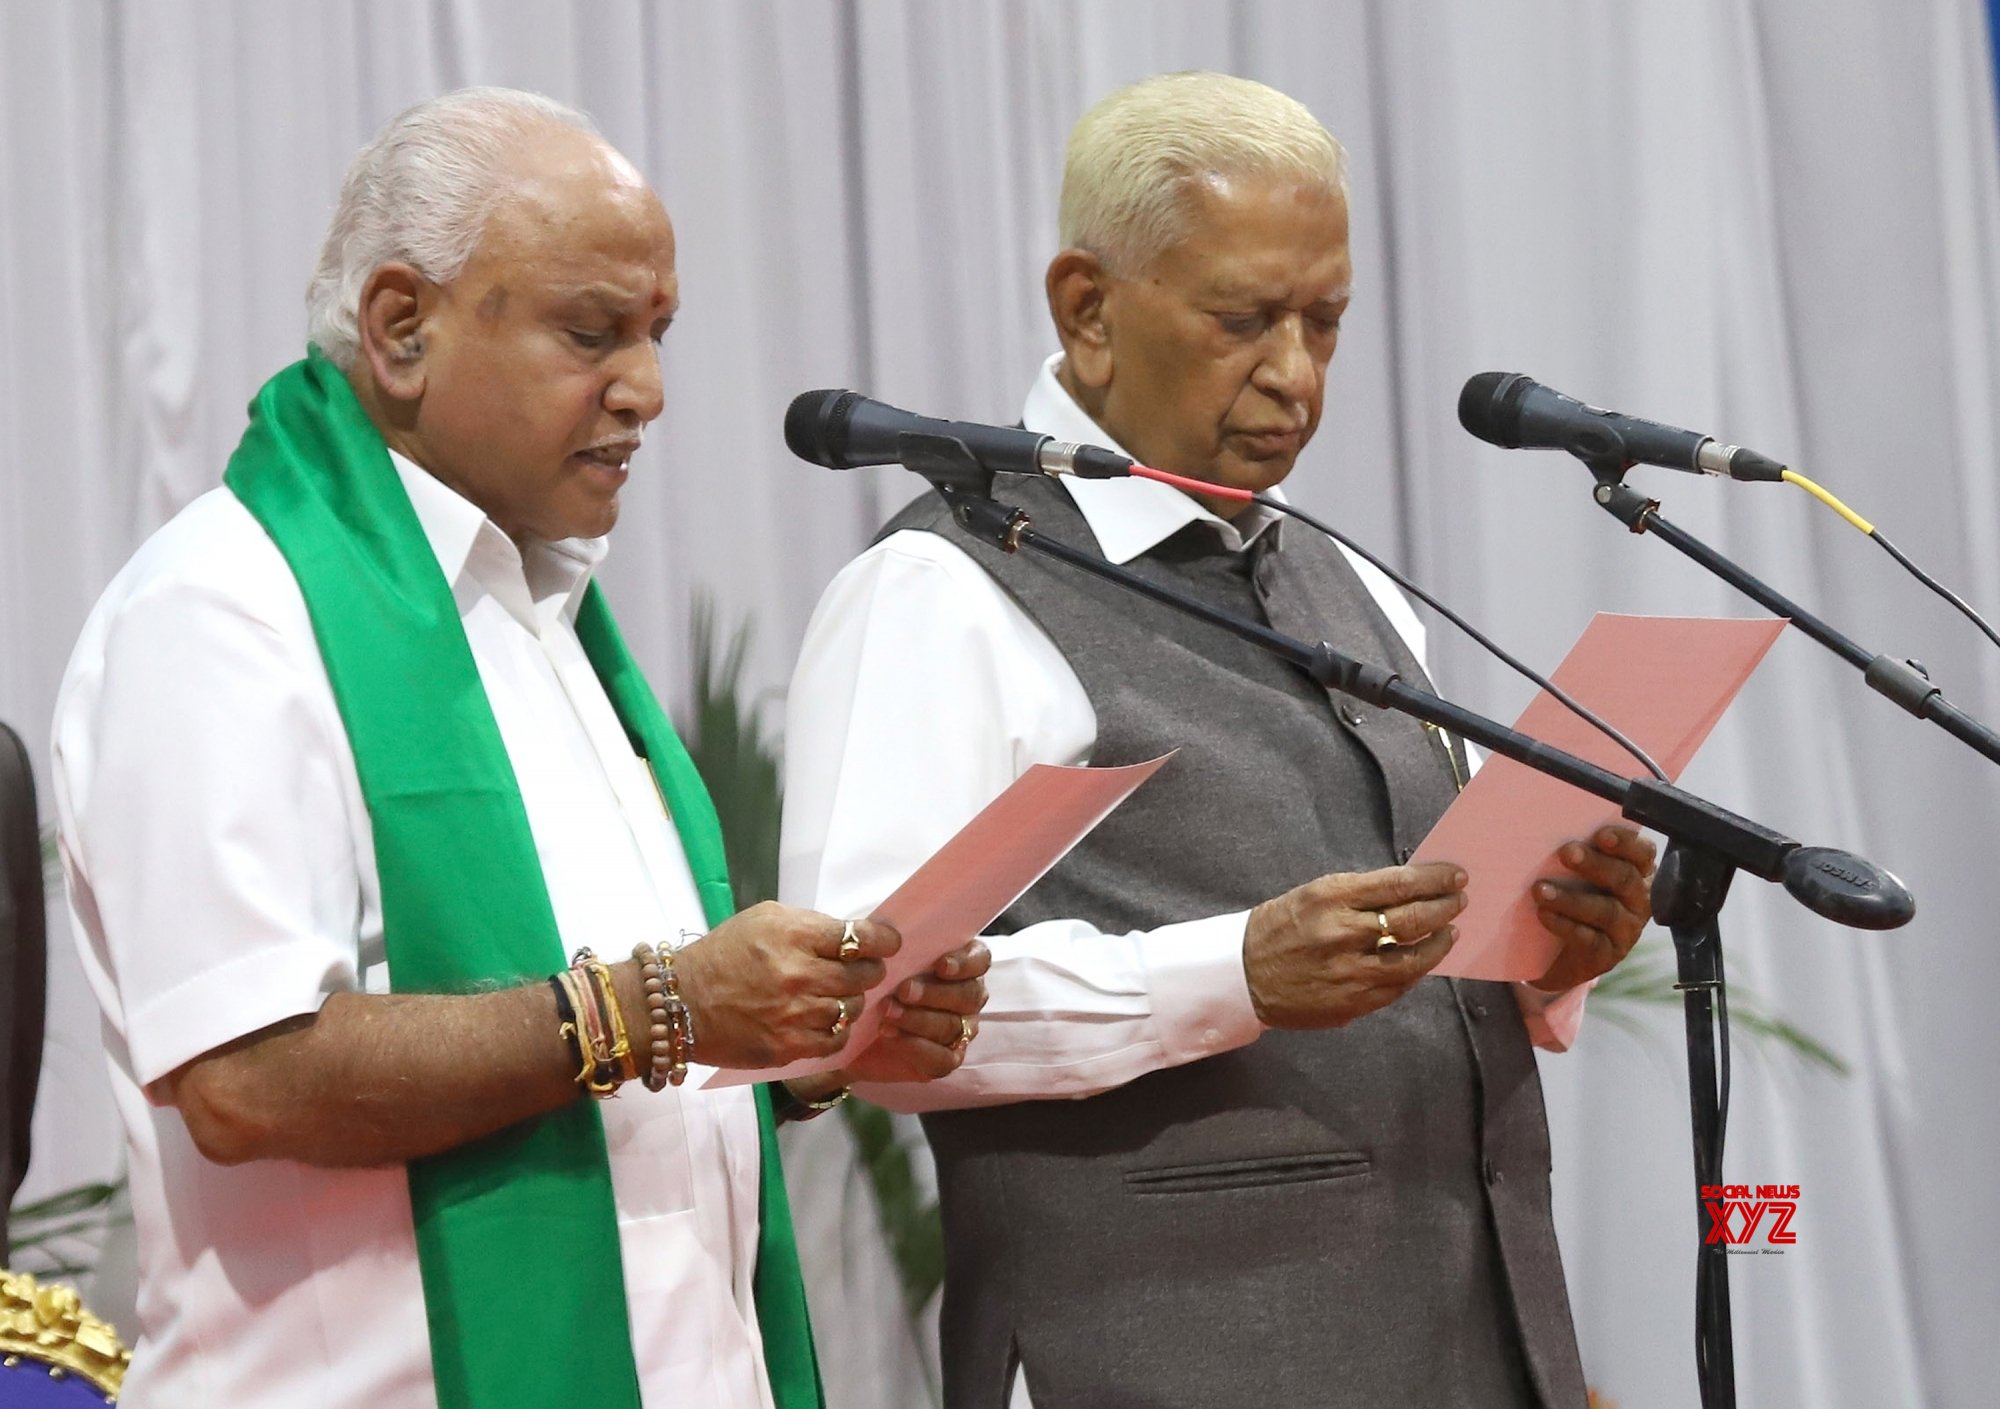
1457,371,1530,449
784,389,858,468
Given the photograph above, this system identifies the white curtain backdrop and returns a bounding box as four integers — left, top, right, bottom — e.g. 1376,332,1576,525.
3,3,1997,1406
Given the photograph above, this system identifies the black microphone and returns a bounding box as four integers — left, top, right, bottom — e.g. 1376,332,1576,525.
1458,372,1788,483
784,389,1133,480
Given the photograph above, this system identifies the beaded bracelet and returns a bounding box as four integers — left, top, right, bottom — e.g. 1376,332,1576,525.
645,936,697,1087
632,942,676,1091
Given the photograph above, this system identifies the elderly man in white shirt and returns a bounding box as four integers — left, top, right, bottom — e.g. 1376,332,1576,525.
781,73,1656,1409
784,353,1609,1100
53,88,986,1409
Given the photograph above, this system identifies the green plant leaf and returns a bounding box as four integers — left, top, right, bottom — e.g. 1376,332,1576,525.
676,596,948,1315
9,1214,125,1250
1587,937,1850,1076
40,819,61,894
8,1176,130,1268
24,1262,93,1281
840,1100,945,1313
681,596,784,909
9,1181,121,1222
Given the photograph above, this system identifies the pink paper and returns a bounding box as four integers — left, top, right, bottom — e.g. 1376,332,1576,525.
704,752,1174,1087
1419,614,1786,981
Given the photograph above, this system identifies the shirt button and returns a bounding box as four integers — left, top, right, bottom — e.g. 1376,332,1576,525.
1203,1028,1221,1046
1483,1159,1503,1187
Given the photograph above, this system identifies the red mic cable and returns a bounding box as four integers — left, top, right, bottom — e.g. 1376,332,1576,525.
1127,463,1255,503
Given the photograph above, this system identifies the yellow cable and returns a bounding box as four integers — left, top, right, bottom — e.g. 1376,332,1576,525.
1781,469,1874,535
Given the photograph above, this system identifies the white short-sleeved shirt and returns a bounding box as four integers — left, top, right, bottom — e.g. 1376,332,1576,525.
52,454,775,1408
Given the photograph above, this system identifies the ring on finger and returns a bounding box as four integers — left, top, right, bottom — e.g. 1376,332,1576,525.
830,995,856,1036
951,1015,975,1053
1374,909,1398,951
838,920,862,962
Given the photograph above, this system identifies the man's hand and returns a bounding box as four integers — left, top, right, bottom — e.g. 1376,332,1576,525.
672,902,900,1068
1530,825,1657,992
1243,863,1467,1029
832,940,992,1084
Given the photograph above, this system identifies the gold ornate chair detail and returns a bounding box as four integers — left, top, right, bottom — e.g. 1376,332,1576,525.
4,731,120,1402
0,1269,128,1402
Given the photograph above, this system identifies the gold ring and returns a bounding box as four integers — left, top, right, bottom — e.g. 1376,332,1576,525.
1374,910,1398,951
838,920,862,962
831,997,854,1036
952,1015,975,1052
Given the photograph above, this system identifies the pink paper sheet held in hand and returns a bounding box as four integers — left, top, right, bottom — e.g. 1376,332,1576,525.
1418,613,1786,981
704,752,1173,1088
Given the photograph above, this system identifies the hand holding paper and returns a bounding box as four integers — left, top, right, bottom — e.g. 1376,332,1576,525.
1417,613,1786,982
704,753,1173,1088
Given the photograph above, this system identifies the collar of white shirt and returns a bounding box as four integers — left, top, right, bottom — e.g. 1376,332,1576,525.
389,448,607,636
1019,351,1287,566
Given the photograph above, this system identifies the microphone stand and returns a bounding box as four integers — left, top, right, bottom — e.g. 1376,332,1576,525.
1580,467,2000,1402
1588,476,2000,765
896,433,1913,1409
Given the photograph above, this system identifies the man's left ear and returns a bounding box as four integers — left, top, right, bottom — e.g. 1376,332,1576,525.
355,263,436,402
1045,249,1115,390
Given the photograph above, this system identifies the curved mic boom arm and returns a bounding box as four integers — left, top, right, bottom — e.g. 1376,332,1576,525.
898,434,1914,932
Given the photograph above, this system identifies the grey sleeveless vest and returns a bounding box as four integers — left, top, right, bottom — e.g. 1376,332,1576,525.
882,478,1586,1409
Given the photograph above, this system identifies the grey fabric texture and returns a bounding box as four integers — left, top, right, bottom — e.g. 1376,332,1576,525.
883,479,1585,1409
0,722,47,1255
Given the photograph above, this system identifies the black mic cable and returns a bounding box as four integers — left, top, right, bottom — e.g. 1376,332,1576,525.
1241,490,1669,782
1123,461,1670,783
1769,474,2000,654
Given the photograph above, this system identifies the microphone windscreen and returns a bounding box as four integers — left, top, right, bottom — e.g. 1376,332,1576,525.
1457,371,1532,449
784,389,858,468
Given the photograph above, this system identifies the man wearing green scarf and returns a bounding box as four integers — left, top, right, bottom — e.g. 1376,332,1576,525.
50,88,988,1409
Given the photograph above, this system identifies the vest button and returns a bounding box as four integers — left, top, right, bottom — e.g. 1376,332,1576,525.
1467,1000,1489,1020
1483,1159,1502,1187
1338,704,1364,729
1396,845,1414,864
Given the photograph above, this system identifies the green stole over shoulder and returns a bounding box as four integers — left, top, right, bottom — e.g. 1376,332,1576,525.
223,349,823,1409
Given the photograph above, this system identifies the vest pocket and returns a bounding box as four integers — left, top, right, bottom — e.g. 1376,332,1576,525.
1122,1150,1370,1195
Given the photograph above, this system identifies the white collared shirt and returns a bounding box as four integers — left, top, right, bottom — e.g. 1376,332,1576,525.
779,355,1581,1115
52,453,775,1409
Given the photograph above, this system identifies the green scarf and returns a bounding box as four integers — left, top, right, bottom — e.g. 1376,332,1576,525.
223,349,823,1409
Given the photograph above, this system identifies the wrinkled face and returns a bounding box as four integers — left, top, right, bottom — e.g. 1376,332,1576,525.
1093,173,1350,497
405,132,678,543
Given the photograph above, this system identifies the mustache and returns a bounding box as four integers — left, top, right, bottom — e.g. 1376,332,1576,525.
577,435,644,458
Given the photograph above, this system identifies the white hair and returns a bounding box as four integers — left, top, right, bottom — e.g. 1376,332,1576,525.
305,87,599,367
1059,71,1348,276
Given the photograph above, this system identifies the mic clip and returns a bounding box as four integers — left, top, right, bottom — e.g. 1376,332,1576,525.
900,433,1031,553
1591,477,1660,534
900,432,997,498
